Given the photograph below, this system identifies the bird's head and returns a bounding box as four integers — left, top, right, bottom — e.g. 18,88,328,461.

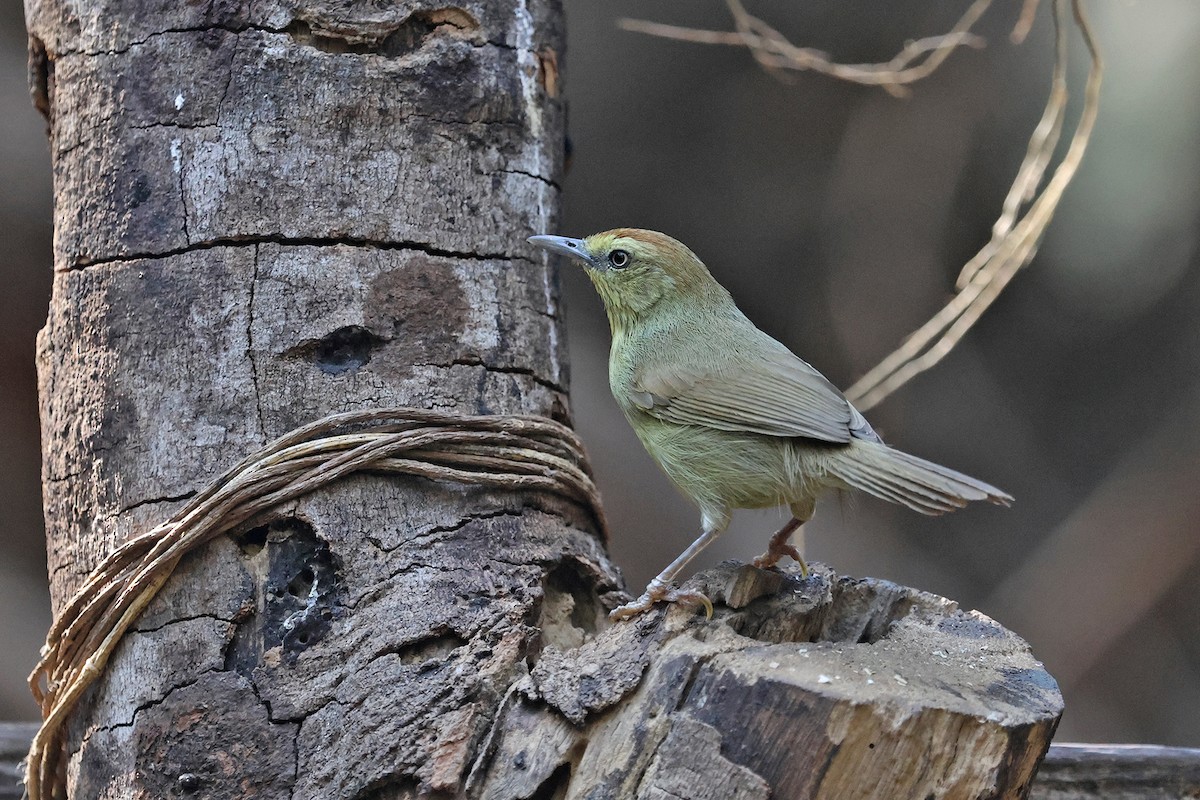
528,228,722,332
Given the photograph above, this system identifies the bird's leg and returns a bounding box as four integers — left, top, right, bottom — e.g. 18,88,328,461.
610,527,721,620
752,516,808,576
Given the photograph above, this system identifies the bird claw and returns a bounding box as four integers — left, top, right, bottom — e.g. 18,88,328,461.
609,582,714,621
752,542,809,577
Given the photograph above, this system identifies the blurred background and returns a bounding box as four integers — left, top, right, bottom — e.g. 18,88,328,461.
2,0,1198,748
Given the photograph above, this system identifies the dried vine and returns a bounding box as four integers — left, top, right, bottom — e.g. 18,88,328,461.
26,408,607,800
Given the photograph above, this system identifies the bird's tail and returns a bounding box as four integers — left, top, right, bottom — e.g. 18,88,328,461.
829,440,1013,515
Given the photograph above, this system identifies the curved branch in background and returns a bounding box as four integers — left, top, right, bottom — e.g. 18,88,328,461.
621,0,1102,412
621,0,992,98
846,0,1101,410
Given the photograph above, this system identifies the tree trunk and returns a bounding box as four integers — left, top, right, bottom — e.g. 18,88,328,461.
27,1,622,797
25,1,1061,798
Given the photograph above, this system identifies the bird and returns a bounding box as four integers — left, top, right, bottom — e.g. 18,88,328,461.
528,229,1012,620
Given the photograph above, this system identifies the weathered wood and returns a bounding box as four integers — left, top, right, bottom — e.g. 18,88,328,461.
26,1,623,797
9,725,1199,799
473,562,1063,800
1031,744,1200,800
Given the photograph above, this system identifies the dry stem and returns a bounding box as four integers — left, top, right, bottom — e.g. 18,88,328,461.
846,0,1102,410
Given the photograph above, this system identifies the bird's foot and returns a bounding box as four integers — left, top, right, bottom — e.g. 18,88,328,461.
609,579,714,621
752,542,810,577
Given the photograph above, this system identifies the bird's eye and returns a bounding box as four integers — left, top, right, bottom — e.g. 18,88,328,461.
610,250,631,269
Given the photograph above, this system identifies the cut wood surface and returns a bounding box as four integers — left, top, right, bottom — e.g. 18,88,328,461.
473,562,1063,800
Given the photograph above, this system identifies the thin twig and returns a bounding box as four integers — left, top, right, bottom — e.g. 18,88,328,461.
1012,0,1043,44
957,0,1068,290
621,0,992,97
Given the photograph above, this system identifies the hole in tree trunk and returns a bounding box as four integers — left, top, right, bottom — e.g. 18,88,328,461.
530,558,606,664
224,518,342,674
283,324,385,375
526,761,572,800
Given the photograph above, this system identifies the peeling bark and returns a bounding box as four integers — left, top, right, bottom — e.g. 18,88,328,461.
28,1,1062,798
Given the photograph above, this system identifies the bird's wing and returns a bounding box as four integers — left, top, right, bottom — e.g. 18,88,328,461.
631,345,869,444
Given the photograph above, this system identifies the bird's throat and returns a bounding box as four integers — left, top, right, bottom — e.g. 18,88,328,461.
589,271,672,337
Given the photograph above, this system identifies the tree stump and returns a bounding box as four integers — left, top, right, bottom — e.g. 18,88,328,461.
472,562,1062,799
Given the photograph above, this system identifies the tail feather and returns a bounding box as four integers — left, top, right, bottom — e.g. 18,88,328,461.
831,441,1013,516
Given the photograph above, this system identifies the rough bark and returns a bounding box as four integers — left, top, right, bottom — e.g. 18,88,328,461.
27,1,622,797
27,1,1063,798
472,563,1063,800
10,725,1196,800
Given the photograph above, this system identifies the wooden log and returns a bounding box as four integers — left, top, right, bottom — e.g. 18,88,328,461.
1031,744,1200,800
471,562,1064,799
23,0,624,796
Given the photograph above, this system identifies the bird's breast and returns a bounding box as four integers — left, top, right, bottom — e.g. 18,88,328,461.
625,414,823,514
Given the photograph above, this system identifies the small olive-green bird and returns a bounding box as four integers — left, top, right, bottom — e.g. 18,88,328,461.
529,229,1012,620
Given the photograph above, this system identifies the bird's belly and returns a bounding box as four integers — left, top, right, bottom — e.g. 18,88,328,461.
630,417,829,513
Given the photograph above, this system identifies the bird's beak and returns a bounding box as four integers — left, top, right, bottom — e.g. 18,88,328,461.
527,235,596,268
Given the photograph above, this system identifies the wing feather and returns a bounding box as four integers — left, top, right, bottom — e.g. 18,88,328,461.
634,346,860,443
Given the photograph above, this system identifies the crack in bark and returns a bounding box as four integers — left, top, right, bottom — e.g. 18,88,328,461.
350,506,588,614
132,611,235,635
175,138,190,243
421,357,565,395
248,243,266,439
289,716,302,800
129,120,217,132
63,234,525,271
499,168,560,190
45,466,87,483
674,655,709,713
518,302,559,321
463,681,527,793
364,628,468,669
364,507,531,556
118,489,198,515
89,669,221,734
241,676,303,797
246,673,285,726
56,19,532,60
